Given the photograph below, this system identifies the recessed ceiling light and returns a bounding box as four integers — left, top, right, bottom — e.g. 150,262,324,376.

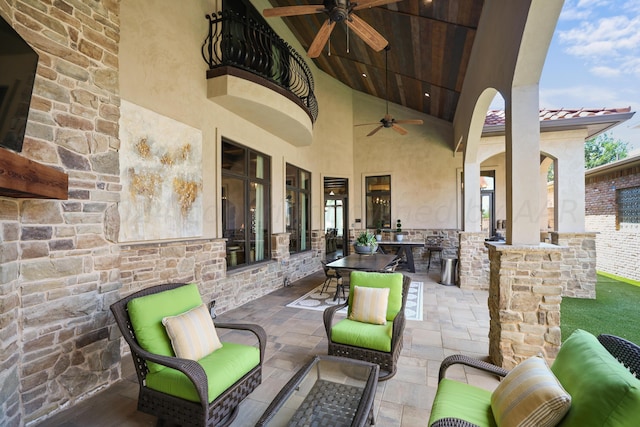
424,92,430,97
362,73,367,78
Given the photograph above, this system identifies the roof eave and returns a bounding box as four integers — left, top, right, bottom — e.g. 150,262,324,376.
585,153,640,177
481,111,636,139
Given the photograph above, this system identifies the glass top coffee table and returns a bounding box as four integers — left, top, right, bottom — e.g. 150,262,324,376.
255,355,379,427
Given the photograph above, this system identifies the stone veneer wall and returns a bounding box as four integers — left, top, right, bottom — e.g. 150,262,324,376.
118,233,323,316
0,3,326,425
0,2,121,426
550,232,596,299
458,231,490,290
486,243,566,369
359,228,459,273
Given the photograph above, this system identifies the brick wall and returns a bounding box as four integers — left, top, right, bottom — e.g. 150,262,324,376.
585,161,640,282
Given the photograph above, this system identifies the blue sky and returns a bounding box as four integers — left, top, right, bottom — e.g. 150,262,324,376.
491,0,640,152
541,0,640,151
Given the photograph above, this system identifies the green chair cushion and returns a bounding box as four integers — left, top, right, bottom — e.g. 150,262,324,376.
428,378,496,427
349,271,403,322
551,329,640,427
146,342,260,403
127,283,202,373
331,318,392,352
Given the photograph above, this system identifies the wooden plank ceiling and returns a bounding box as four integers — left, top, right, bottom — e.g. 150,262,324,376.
265,0,484,122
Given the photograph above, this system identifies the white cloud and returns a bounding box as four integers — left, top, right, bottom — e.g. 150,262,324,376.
560,0,612,20
590,65,621,77
540,85,635,110
559,15,640,59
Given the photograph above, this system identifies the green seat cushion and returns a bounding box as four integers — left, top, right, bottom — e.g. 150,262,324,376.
428,378,496,427
331,318,392,352
349,271,403,322
146,342,260,403
551,329,640,427
127,283,203,373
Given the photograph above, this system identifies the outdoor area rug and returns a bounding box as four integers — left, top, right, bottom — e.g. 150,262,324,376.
286,280,424,321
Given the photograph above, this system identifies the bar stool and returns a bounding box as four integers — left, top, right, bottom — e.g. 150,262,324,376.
426,235,444,270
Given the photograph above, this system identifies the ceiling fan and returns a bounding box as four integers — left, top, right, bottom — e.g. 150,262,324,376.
356,46,424,136
263,0,399,58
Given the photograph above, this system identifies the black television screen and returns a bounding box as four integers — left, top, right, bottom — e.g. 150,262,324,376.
0,15,39,153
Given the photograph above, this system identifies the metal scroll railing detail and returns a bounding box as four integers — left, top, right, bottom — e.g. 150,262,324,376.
202,10,318,123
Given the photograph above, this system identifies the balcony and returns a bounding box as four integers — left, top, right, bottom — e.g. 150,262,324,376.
202,10,317,146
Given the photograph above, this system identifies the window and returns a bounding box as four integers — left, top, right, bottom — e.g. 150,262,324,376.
617,186,640,229
286,164,311,253
481,170,496,236
365,175,391,229
221,140,271,268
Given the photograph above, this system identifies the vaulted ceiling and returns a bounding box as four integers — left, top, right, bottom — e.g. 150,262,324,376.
264,0,485,123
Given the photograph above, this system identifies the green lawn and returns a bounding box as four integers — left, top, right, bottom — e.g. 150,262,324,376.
561,274,640,345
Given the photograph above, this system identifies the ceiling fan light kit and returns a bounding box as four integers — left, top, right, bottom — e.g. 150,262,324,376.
263,0,399,58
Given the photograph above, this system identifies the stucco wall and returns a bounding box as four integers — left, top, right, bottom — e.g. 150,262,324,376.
352,91,458,230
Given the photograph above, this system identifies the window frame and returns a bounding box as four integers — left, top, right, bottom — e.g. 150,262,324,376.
365,174,392,230
221,139,271,269
285,163,311,253
616,185,640,230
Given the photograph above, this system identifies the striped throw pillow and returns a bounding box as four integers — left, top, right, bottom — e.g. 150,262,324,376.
491,356,571,427
162,303,222,360
349,286,390,325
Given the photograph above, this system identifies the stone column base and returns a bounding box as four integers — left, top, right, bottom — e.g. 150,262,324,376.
459,231,490,290
550,232,596,299
486,242,567,369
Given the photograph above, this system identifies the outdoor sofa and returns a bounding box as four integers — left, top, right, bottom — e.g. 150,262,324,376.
429,329,640,427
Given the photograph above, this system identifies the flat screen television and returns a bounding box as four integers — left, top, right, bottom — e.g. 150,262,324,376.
0,15,39,153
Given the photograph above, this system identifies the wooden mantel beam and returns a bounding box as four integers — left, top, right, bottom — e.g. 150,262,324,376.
0,148,68,199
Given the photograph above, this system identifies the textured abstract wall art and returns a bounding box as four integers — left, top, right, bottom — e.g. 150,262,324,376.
119,100,203,241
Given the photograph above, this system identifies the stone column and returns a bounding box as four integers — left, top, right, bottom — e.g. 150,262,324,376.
458,231,490,290
550,232,596,299
487,242,567,369
272,233,290,265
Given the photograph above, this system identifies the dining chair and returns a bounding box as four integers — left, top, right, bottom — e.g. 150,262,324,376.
426,235,444,270
320,260,343,294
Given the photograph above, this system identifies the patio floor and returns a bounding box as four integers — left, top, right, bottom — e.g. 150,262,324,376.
37,269,500,427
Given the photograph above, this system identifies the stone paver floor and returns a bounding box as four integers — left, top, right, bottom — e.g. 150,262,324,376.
38,270,500,427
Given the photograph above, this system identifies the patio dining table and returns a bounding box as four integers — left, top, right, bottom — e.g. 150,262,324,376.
376,240,425,273
326,253,398,272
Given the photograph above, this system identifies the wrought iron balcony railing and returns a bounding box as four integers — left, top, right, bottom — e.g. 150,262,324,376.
202,10,318,123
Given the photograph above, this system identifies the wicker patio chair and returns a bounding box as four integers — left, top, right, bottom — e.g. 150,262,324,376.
110,282,266,427
323,271,411,381
429,332,640,427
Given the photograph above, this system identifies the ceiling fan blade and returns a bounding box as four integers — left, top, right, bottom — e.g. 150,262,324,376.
367,125,384,136
391,124,408,135
394,119,424,125
308,19,336,58
345,13,388,52
353,0,401,11
263,5,324,17
355,122,383,127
